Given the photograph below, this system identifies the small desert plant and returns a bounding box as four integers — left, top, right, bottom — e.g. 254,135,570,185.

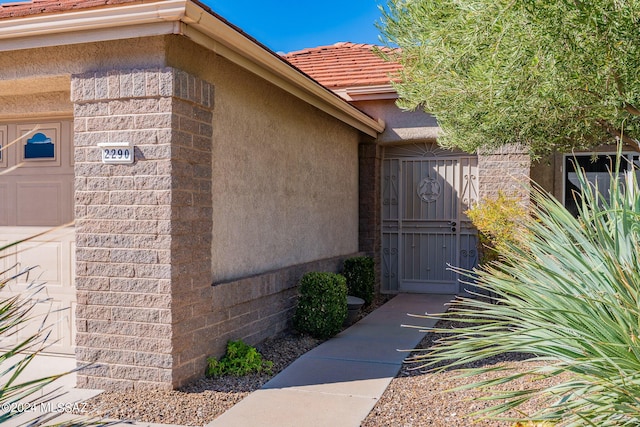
407,148,640,425
206,339,273,377
0,266,62,424
293,272,347,339
342,256,375,305
465,191,529,264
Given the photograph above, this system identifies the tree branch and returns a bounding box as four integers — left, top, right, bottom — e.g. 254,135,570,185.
610,69,640,116
624,104,640,117
597,119,640,148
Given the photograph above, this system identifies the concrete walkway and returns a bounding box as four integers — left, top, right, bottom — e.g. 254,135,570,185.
207,293,452,427
3,293,451,427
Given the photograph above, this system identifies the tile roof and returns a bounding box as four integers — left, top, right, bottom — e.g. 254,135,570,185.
0,0,145,19
282,42,402,89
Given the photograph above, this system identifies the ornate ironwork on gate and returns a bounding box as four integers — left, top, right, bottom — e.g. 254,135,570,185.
382,143,479,294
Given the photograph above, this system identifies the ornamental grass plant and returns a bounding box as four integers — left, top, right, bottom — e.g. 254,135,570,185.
0,244,109,426
408,148,640,426
0,272,55,424
0,250,74,425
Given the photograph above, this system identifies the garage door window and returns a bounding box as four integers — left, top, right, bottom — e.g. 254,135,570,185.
0,121,72,226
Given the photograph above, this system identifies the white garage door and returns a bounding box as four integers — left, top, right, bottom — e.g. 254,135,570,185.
0,120,75,355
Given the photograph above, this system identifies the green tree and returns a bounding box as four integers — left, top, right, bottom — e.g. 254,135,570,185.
379,0,640,156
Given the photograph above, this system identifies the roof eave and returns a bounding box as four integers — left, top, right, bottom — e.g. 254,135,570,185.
0,0,383,138
182,2,383,137
0,0,187,45
333,84,399,102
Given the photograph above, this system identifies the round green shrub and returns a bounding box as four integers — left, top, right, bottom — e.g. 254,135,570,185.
293,272,347,339
342,256,375,305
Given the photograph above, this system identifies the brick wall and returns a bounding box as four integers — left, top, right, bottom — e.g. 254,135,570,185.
478,144,531,203
358,142,382,293
73,67,214,390
206,255,354,357
72,66,360,391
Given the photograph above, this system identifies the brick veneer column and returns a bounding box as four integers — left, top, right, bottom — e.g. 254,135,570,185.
72,68,213,390
358,142,382,293
478,144,531,204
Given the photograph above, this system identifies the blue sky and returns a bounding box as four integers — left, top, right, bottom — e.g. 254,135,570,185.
0,0,387,54
201,0,386,53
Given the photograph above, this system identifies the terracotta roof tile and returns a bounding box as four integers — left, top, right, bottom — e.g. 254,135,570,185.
0,0,146,19
282,42,402,89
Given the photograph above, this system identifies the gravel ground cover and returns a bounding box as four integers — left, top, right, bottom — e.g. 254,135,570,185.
79,296,390,425
80,298,567,426
79,332,322,426
362,320,569,427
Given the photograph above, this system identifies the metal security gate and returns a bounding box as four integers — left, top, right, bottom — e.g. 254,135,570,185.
382,144,479,294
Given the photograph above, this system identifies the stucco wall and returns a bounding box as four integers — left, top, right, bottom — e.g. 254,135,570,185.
530,153,561,199
167,37,361,282
0,92,71,119
353,99,439,145
1,35,360,283
0,37,166,81
0,37,166,118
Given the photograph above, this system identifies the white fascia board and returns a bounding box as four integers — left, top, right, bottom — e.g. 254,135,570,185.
344,85,399,101
0,21,178,52
334,86,399,102
0,0,187,40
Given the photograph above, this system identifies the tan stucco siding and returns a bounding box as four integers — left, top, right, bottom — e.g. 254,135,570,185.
0,92,71,118
530,153,560,199
353,99,439,145
0,36,170,121
167,37,360,282
2,35,360,283
0,37,166,82
0,37,167,116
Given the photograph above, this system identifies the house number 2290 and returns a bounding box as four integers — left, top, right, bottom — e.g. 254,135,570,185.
104,148,130,160
98,142,134,164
